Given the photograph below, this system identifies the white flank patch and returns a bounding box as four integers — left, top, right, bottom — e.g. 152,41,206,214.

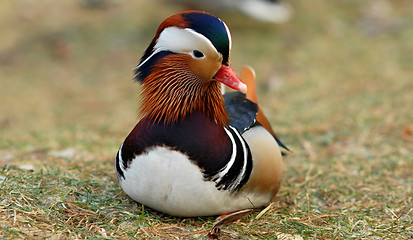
118,146,270,217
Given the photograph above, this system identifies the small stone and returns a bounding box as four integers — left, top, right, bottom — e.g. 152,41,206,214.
50,148,75,158
19,164,35,171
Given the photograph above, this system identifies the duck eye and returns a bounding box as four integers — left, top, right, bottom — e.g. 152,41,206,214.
192,50,205,59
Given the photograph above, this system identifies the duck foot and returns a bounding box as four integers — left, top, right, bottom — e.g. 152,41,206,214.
207,208,253,239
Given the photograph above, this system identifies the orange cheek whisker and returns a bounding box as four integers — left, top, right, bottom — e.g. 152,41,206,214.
138,54,228,126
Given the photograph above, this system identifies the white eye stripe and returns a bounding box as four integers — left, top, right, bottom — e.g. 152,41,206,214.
136,27,221,70
156,27,217,55
135,48,162,70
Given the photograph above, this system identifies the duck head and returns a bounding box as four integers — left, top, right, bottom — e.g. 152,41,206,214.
134,11,246,125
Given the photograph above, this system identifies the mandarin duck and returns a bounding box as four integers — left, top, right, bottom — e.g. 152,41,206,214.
116,10,287,217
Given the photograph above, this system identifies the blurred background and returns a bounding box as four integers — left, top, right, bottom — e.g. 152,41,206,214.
1,0,412,175
1,0,412,238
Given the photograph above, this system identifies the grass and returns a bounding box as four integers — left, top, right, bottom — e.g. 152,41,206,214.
1,0,412,239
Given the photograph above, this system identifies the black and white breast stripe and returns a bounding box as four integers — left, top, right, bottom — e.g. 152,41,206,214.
210,126,252,193
115,143,125,180
116,125,253,193
115,112,253,194
116,125,253,194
